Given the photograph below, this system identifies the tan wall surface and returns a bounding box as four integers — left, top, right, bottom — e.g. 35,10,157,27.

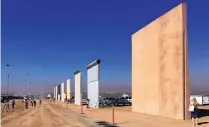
53,86,55,98
132,3,189,120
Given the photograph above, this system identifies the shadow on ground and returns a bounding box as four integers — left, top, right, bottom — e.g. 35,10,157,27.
198,109,209,118
198,122,209,125
95,121,119,127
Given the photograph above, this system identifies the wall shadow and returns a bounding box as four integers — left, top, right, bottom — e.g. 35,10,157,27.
198,122,209,126
95,121,119,127
198,109,209,118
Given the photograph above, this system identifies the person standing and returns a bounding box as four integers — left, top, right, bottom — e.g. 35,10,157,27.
12,100,15,112
6,99,10,111
3,99,9,112
25,99,28,109
25,99,27,109
34,99,36,107
31,100,34,107
40,99,42,105
6,99,10,112
189,98,199,126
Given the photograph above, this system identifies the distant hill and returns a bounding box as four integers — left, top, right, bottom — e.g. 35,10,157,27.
191,91,209,96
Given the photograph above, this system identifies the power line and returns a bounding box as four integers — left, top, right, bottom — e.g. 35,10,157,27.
6,64,10,100
24,73,29,96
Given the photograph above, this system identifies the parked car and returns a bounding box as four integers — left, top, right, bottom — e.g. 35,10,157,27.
113,97,131,106
68,96,75,103
99,99,106,105
98,97,116,107
105,97,115,106
125,96,132,104
1,96,7,103
99,98,109,107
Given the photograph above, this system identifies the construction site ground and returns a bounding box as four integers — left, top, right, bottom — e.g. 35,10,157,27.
1,100,209,127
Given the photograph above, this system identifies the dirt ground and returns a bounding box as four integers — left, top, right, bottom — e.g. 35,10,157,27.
1,100,209,127
66,103,209,127
1,100,96,127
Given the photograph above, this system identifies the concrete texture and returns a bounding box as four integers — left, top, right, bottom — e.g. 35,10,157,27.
55,86,57,100
132,3,189,120
61,83,65,102
66,79,71,100
75,72,82,105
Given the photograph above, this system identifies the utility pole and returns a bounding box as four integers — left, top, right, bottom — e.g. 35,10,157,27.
25,73,29,96
24,79,26,95
6,64,10,100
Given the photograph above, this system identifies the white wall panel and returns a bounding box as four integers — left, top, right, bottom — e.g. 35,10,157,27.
75,73,82,105
66,79,71,100
87,63,100,108
61,83,64,101
88,81,99,108
54,86,55,99
87,65,99,82
55,86,57,100
58,94,61,101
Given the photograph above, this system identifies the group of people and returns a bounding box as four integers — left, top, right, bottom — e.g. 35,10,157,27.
31,99,37,107
3,99,16,112
2,99,42,112
24,99,42,109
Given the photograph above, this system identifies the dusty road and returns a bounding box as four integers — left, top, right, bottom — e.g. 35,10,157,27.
1,101,100,127
1,100,209,127
66,104,209,127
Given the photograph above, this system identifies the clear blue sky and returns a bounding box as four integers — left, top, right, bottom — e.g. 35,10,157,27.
1,0,209,94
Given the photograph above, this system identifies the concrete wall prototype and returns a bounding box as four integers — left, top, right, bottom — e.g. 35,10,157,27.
87,59,101,108
55,86,57,100
132,3,189,120
61,83,65,102
54,86,55,99
58,84,61,101
66,79,71,100
74,70,82,105
58,94,61,101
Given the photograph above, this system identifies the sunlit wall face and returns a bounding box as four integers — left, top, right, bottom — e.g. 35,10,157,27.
55,86,57,100
66,79,71,100
75,72,81,105
61,82,64,101
132,3,189,120
87,63,100,108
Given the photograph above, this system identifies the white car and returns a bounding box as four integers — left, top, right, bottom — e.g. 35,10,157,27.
125,96,132,103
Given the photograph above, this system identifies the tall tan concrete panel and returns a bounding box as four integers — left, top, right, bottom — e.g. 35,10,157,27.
53,86,55,99
182,5,190,119
132,3,189,120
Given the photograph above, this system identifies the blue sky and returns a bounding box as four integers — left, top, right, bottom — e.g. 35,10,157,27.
1,0,209,94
